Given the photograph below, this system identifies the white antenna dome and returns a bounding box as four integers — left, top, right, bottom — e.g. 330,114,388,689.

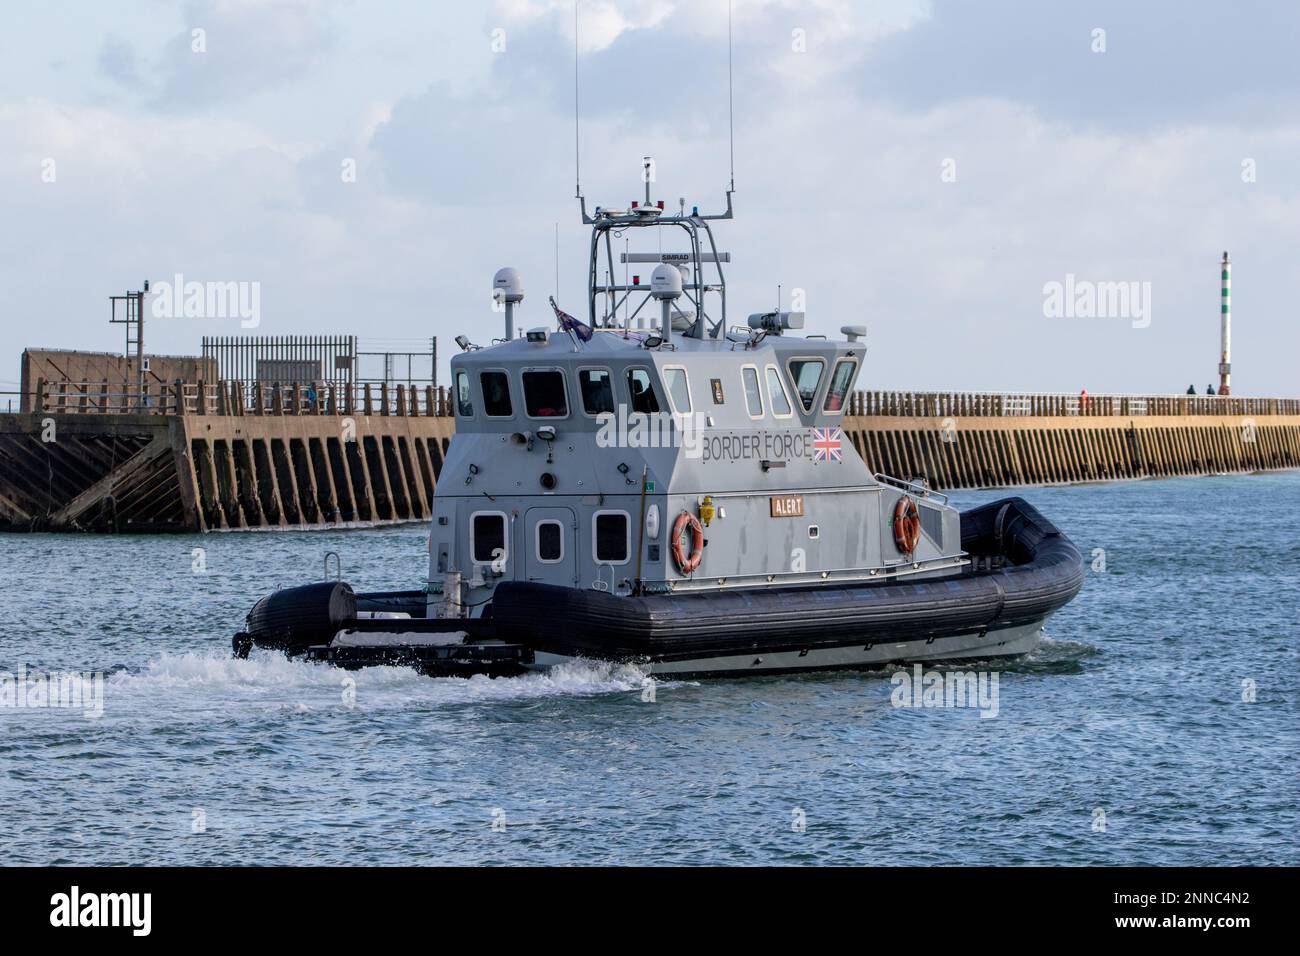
650,263,683,299
493,267,524,303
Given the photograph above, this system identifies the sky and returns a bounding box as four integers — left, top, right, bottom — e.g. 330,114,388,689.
1,0,1297,397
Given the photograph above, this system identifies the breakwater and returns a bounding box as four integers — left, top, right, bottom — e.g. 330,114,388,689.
845,391,1300,491
0,381,1296,532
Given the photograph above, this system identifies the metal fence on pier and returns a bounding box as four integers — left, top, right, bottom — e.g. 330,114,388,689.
850,391,1299,418
27,382,1300,419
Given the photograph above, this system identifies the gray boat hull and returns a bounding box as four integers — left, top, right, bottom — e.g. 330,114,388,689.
492,497,1083,677
236,498,1081,679
531,620,1045,676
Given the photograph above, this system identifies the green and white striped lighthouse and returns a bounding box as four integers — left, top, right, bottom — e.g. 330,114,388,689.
1219,251,1231,396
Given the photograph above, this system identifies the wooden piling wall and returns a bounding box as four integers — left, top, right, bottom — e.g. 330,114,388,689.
0,412,455,533
844,414,1300,492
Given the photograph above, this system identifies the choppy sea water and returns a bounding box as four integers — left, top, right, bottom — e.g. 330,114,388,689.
1,472,1296,866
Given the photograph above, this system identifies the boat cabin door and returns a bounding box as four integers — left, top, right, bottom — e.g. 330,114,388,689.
523,506,579,586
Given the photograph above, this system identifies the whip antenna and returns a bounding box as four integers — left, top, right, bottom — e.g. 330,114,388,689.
574,1,582,199
727,0,735,193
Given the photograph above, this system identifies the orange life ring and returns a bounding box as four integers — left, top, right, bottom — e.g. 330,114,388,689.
893,496,922,554
672,510,704,575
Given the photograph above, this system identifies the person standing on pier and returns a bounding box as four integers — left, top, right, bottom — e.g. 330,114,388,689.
1206,384,1217,396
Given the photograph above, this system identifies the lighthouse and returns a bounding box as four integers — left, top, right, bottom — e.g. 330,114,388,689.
1219,251,1231,396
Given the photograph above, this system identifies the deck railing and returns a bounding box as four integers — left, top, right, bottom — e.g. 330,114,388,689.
25,379,1300,418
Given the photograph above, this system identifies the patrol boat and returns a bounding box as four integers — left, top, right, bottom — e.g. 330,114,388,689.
235,170,1085,677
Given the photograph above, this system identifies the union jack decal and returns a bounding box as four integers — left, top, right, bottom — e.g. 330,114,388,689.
812,427,843,463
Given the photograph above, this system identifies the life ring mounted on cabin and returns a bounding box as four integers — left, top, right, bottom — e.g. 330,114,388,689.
893,496,922,555
672,511,705,575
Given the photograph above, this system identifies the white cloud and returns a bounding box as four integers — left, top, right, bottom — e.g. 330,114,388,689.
96,0,340,110
2,0,1298,396
494,0,676,53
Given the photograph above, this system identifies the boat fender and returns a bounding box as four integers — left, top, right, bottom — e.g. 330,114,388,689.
672,510,705,575
893,496,922,555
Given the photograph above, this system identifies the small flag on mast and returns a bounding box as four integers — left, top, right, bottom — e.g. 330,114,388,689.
549,296,592,342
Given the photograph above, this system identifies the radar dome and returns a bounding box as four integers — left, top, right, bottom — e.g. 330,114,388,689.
493,267,524,303
650,263,683,299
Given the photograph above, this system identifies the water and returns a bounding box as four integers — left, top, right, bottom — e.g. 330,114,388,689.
1,472,1296,865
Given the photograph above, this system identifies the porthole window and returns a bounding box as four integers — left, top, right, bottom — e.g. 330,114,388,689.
522,369,568,418
626,368,661,414
741,366,764,418
471,511,507,568
536,520,564,563
579,368,615,415
663,366,692,414
765,365,793,418
823,359,857,413
788,358,826,412
454,370,473,417
480,371,513,417
593,511,630,564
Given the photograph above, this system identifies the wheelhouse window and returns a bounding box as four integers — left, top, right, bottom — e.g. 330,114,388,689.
536,520,563,563
741,366,764,418
454,370,473,417
522,369,568,418
471,512,507,565
626,368,661,414
480,371,513,417
823,359,857,413
663,367,691,414
579,368,615,415
788,359,826,412
593,511,629,564
765,366,793,418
